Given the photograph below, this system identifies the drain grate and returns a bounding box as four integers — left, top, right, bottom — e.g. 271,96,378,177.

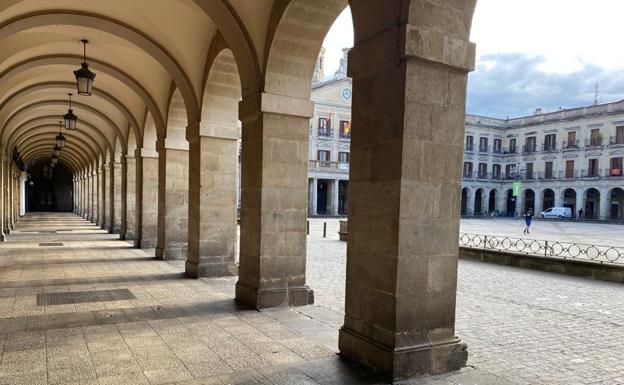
37,288,135,306
38,242,64,247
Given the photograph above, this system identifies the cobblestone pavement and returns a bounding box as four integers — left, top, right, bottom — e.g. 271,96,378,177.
0,213,508,385
305,219,624,385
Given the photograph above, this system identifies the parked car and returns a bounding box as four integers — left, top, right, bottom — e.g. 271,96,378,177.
540,207,572,218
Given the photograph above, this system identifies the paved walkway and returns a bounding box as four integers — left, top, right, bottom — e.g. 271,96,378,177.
307,218,624,385
0,213,509,385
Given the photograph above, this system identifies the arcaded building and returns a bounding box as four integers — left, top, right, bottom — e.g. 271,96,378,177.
0,1,478,382
462,102,624,220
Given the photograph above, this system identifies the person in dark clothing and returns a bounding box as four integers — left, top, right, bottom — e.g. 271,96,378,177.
523,209,533,235
578,209,583,220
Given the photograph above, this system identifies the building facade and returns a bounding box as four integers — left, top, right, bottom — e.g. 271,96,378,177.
308,49,624,221
462,103,624,220
308,49,351,216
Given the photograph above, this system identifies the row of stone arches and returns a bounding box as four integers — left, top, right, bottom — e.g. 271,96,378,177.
461,186,624,220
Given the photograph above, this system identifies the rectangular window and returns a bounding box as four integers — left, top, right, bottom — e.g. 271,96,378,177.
478,163,487,178
616,126,624,144
566,160,574,178
479,137,488,153
567,131,577,148
465,136,474,151
588,159,599,176
524,136,536,153
508,138,516,153
505,164,516,179
544,134,556,151
338,151,350,163
317,150,330,162
463,162,473,177
339,120,351,139
544,161,553,179
318,117,331,137
526,162,534,179
492,164,501,179
590,129,601,146
493,139,502,153
611,157,623,176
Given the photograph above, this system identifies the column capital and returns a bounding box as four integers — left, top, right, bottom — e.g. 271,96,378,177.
123,155,136,164
135,147,158,158
348,24,475,80
186,121,238,142
238,92,314,122
156,137,188,152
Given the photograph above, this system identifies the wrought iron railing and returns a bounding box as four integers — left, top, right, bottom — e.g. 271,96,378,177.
459,233,624,265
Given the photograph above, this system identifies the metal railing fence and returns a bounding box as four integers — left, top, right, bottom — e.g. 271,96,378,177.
459,233,624,265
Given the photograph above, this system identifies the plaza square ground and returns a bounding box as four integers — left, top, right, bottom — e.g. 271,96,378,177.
0,215,623,384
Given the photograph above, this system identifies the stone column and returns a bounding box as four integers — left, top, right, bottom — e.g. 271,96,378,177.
308,178,317,216
102,163,111,231
86,172,92,221
534,189,543,215
331,179,340,215
98,166,105,228
0,155,5,241
91,169,98,224
496,191,507,215
125,155,137,240
110,160,123,234
515,191,524,215
465,189,474,215
155,139,188,260
554,188,563,208
337,12,475,380
575,191,583,218
236,93,314,309
186,123,238,277
135,148,159,249
600,188,609,220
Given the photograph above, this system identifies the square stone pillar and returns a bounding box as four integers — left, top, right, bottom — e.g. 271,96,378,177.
575,192,583,218
186,122,238,278
308,178,317,216
86,173,92,221
91,170,98,224
236,93,314,309
97,167,105,228
111,161,123,234
135,148,159,249
331,179,340,215
125,156,137,240
337,16,475,381
0,156,5,241
102,164,111,232
77,175,82,216
155,139,188,260
600,188,609,220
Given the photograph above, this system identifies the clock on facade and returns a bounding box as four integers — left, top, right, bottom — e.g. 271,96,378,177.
342,88,352,99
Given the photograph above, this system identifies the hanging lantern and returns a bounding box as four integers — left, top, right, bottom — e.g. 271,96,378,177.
63,93,77,130
74,39,96,96
51,155,58,165
56,121,66,149
53,145,60,157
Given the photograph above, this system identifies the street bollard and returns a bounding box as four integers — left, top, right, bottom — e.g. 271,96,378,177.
323,222,327,238
307,220,310,235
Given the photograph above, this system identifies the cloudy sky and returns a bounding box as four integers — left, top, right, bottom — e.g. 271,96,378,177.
323,1,624,118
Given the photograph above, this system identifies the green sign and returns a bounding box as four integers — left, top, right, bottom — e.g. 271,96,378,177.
512,181,521,197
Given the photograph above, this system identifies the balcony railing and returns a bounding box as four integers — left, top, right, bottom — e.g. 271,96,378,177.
610,135,624,145
605,168,624,178
502,147,517,155
522,144,537,154
479,145,489,153
309,160,349,170
542,143,557,152
562,140,580,150
317,128,333,138
585,138,603,147
465,143,474,152
339,132,351,140
492,146,502,154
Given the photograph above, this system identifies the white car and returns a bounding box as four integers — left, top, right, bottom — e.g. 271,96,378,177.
540,207,572,218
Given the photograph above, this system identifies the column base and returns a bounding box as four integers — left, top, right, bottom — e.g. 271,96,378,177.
155,246,187,261
235,281,314,309
338,328,468,382
0,233,5,242
185,260,238,278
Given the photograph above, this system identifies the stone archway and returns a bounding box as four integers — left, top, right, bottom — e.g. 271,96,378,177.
461,187,469,215
543,188,555,211
608,188,624,220
563,188,577,215
584,188,600,220
524,189,535,213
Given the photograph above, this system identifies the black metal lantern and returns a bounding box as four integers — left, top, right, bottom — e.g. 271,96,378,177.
51,155,58,165
50,162,55,168
56,121,66,149
74,39,96,96
53,145,60,157
63,93,77,130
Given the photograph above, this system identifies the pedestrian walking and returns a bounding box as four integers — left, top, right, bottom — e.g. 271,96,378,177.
523,208,533,235
577,208,583,220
